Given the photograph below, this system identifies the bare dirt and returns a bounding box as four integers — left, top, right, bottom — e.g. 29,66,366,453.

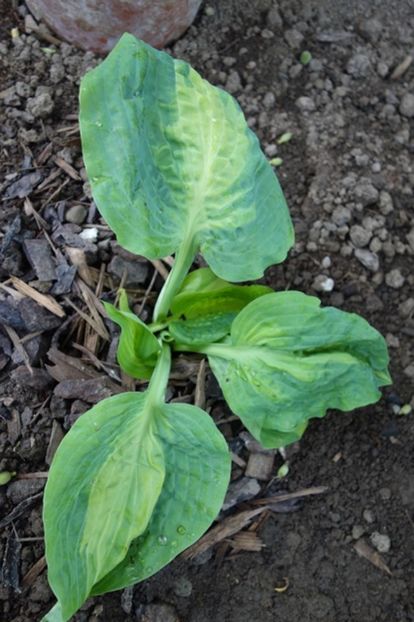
1,1,414,621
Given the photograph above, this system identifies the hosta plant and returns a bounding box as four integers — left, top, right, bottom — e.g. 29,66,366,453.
41,34,391,621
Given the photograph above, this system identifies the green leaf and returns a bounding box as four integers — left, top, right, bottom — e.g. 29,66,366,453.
79,34,294,282
103,290,161,379
43,391,166,621
43,345,230,618
198,291,391,448
169,312,236,346
171,267,273,319
92,400,230,594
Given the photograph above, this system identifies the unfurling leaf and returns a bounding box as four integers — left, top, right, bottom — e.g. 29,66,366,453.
43,384,230,618
80,34,294,283
103,290,160,379
201,291,391,448
168,313,235,346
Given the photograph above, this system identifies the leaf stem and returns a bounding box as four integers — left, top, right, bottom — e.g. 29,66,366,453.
153,238,197,322
147,342,171,406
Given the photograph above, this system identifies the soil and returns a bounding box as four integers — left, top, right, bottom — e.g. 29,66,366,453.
1,1,414,621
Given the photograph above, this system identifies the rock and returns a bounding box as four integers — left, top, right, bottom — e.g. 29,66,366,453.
296,96,316,112
379,191,394,215
245,452,275,481
354,181,379,206
23,238,56,281
263,91,275,109
403,363,414,379
385,268,405,289
18,298,62,332
312,275,335,292
399,298,414,317
363,509,374,523
370,531,391,553
65,205,87,225
6,478,45,505
173,577,193,598
406,228,414,252
266,6,283,29
138,603,180,622
225,70,241,94
399,93,414,118
359,18,383,42
332,206,352,226
222,477,261,511
26,91,54,118
354,249,379,272
347,54,371,78
352,525,365,539
349,224,372,248
108,255,148,287
0,299,25,330
284,28,304,49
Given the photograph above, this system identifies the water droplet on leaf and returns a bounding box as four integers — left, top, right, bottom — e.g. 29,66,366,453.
177,525,186,535
158,535,168,545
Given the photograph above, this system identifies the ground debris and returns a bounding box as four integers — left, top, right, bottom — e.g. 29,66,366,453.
354,538,392,575
1,532,22,592
3,171,43,199
54,377,123,403
22,238,56,282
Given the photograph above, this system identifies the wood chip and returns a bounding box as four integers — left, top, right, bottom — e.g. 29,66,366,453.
391,55,413,80
65,246,94,286
23,238,56,281
3,324,32,375
354,538,392,575
10,276,65,317
182,507,267,560
245,452,275,481
149,259,169,281
54,156,81,180
251,486,328,506
45,420,64,465
228,531,265,552
22,556,47,587
63,295,108,340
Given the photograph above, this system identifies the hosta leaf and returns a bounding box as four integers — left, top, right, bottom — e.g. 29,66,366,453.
201,291,391,448
92,401,230,594
79,34,293,282
43,392,165,621
103,290,160,379
168,312,235,346
171,267,272,319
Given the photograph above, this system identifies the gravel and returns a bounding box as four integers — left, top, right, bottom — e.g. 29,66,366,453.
399,93,414,118
370,531,391,553
385,268,405,289
354,249,380,272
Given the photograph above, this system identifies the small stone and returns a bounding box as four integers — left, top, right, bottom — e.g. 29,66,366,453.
296,96,316,112
385,333,400,348
379,487,391,501
399,93,414,118
403,363,414,380
354,181,379,206
349,224,372,248
352,525,365,539
399,298,414,317
363,509,374,523
379,191,394,215
359,18,383,42
173,577,193,598
65,205,87,225
312,275,335,292
23,238,56,281
347,54,371,78
354,249,379,272
26,91,54,118
370,531,391,553
139,603,180,622
321,256,332,269
222,477,261,511
263,91,275,109
266,6,283,29
6,478,45,505
385,268,405,289
406,228,414,251
225,70,241,94
284,28,304,49
332,206,352,226
108,255,148,287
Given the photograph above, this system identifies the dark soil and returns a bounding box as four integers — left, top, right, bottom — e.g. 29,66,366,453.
1,1,414,621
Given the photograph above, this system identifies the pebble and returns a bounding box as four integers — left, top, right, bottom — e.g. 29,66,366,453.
284,28,304,49
26,91,54,118
399,93,414,118
352,525,365,539
266,6,283,29
312,274,335,292
349,224,372,248
354,249,379,272
379,191,394,215
173,577,193,598
403,363,414,379
296,96,316,112
138,603,180,622
107,255,148,287
399,297,414,317
406,228,414,252
332,206,352,226
354,181,379,206
370,531,391,553
346,54,372,78
385,268,405,289
222,477,261,511
65,204,87,225
363,509,375,523
225,70,241,93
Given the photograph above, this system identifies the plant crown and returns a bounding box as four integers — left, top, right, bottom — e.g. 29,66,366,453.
41,34,391,621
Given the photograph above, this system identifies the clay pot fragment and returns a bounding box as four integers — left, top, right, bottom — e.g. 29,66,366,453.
26,0,202,53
